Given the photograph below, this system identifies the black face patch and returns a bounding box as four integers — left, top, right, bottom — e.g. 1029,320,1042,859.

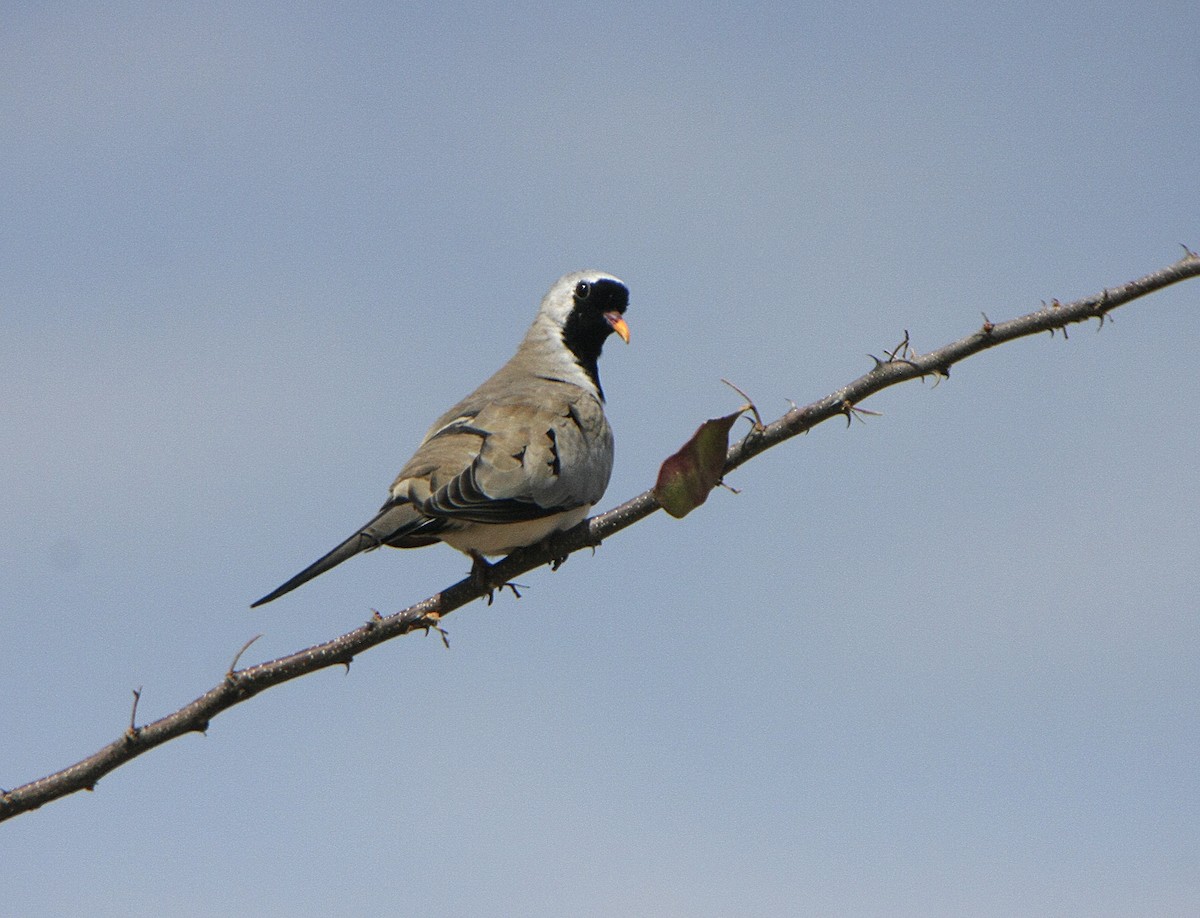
573,278,629,314
562,277,629,400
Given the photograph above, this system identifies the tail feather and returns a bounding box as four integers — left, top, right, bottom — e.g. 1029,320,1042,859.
250,502,440,607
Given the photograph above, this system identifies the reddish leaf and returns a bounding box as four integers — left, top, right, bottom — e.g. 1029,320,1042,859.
653,410,744,519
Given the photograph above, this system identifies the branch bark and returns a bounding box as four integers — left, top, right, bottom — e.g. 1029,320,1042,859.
3,251,1198,823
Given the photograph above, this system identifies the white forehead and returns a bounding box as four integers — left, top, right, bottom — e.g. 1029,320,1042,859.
537,269,627,323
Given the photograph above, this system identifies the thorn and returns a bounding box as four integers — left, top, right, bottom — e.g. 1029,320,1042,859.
341,657,352,674
980,312,994,335
126,686,143,740
417,612,452,648
720,378,764,431
841,400,854,427
1093,290,1111,330
841,401,882,425
718,479,741,495
1062,324,1069,340
228,633,263,677
420,614,452,648
883,330,912,362
1180,243,1197,260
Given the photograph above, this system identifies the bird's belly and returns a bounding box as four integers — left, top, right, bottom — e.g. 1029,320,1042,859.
438,506,590,557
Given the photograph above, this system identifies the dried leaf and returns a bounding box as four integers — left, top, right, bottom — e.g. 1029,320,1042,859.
653,410,744,518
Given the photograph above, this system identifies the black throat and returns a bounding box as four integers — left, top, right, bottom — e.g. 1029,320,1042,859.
559,278,629,401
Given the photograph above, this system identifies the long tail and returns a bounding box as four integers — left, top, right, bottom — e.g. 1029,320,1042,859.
250,502,441,607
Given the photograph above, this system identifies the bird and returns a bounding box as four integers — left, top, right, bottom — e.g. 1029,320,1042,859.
251,269,631,607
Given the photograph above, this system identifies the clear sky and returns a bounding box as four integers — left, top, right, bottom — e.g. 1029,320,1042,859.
2,2,1197,915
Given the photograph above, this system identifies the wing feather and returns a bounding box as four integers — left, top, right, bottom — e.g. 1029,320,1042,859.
389,381,613,526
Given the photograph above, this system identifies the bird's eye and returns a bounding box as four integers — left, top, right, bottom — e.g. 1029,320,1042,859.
574,280,591,299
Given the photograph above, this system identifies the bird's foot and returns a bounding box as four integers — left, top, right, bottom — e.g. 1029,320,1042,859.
469,552,524,605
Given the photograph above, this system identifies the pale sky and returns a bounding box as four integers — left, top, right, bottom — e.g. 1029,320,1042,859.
3,2,1198,915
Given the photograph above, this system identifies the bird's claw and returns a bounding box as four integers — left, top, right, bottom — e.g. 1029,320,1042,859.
469,552,524,605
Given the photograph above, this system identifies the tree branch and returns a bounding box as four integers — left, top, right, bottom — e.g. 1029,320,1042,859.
3,251,1197,823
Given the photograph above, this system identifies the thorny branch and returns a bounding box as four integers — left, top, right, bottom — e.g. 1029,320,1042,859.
3,251,1198,823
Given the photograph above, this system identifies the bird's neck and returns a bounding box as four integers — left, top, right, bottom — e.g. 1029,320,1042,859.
519,318,605,401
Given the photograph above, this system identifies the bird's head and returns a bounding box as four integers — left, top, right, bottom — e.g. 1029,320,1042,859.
545,269,630,352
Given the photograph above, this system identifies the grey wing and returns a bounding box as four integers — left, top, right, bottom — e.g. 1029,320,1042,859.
390,387,613,525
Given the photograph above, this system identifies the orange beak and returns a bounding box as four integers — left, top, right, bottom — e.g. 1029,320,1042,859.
605,312,631,344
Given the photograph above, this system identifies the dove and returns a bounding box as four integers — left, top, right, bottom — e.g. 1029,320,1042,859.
252,270,630,607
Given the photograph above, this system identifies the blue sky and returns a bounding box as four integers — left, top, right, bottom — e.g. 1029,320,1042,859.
2,2,1197,915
